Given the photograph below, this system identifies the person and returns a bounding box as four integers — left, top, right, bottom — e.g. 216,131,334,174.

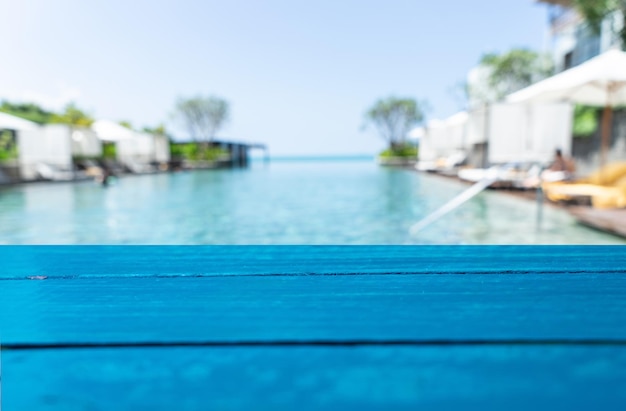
100,167,112,187
542,149,576,182
549,149,575,173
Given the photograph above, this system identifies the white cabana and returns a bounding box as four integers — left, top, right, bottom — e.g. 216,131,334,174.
18,125,73,180
92,120,135,142
488,103,573,164
153,134,170,163
419,114,468,160
416,115,468,171
418,119,445,162
0,112,40,131
507,48,626,166
116,132,170,172
466,105,488,146
70,127,102,158
0,113,40,182
93,120,170,172
444,111,469,152
418,103,572,170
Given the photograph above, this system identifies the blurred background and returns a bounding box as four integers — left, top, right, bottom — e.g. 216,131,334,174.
1,0,626,244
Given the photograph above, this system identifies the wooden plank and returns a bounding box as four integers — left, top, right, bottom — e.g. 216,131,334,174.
4,346,626,410
1,245,626,279
2,246,626,409
1,274,625,344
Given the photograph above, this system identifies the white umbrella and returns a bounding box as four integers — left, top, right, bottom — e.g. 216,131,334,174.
507,48,626,167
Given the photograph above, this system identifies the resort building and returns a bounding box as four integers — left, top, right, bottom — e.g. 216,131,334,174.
537,0,623,72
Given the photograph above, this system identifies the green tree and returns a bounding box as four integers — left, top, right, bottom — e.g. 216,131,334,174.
118,120,133,129
173,95,230,153
572,0,626,47
0,130,18,161
0,101,54,124
51,103,94,127
364,97,426,151
573,105,599,137
142,124,167,136
471,48,553,102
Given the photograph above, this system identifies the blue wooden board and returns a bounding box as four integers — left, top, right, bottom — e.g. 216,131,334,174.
1,246,626,410
1,245,625,279
2,274,626,344
4,346,626,410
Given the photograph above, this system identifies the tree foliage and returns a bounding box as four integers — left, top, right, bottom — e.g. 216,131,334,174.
573,105,599,137
174,95,230,145
0,101,54,124
0,130,18,161
572,0,626,46
365,97,426,148
142,124,167,136
50,103,94,127
472,49,553,102
118,120,133,129
169,143,228,161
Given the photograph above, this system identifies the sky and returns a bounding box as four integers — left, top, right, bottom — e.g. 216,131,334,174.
0,0,550,156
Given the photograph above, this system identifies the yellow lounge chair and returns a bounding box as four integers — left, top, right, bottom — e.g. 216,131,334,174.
542,163,626,209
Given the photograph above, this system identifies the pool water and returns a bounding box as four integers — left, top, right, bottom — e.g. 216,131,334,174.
0,159,623,244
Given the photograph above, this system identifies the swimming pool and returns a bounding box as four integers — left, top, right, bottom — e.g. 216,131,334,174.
0,159,623,244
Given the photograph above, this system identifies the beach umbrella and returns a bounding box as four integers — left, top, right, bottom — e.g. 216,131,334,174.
507,48,626,168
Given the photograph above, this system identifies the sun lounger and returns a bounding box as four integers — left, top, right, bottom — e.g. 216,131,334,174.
543,162,626,208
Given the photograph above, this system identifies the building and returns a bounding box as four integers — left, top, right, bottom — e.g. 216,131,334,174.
538,0,623,72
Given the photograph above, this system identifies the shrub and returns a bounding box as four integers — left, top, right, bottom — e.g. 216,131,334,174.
379,144,418,158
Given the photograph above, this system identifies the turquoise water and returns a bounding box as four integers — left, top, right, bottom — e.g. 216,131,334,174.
0,159,623,244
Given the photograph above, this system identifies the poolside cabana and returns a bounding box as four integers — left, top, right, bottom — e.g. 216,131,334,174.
93,120,171,173
116,132,170,172
2,113,76,181
70,127,102,158
488,102,573,164
0,112,40,132
92,120,135,143
416,102,572,173
18,124,75,181
0,113,40,182
416,113,473,171
507,49,626,170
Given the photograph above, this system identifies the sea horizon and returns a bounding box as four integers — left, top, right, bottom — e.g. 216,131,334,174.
250,154,375,162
